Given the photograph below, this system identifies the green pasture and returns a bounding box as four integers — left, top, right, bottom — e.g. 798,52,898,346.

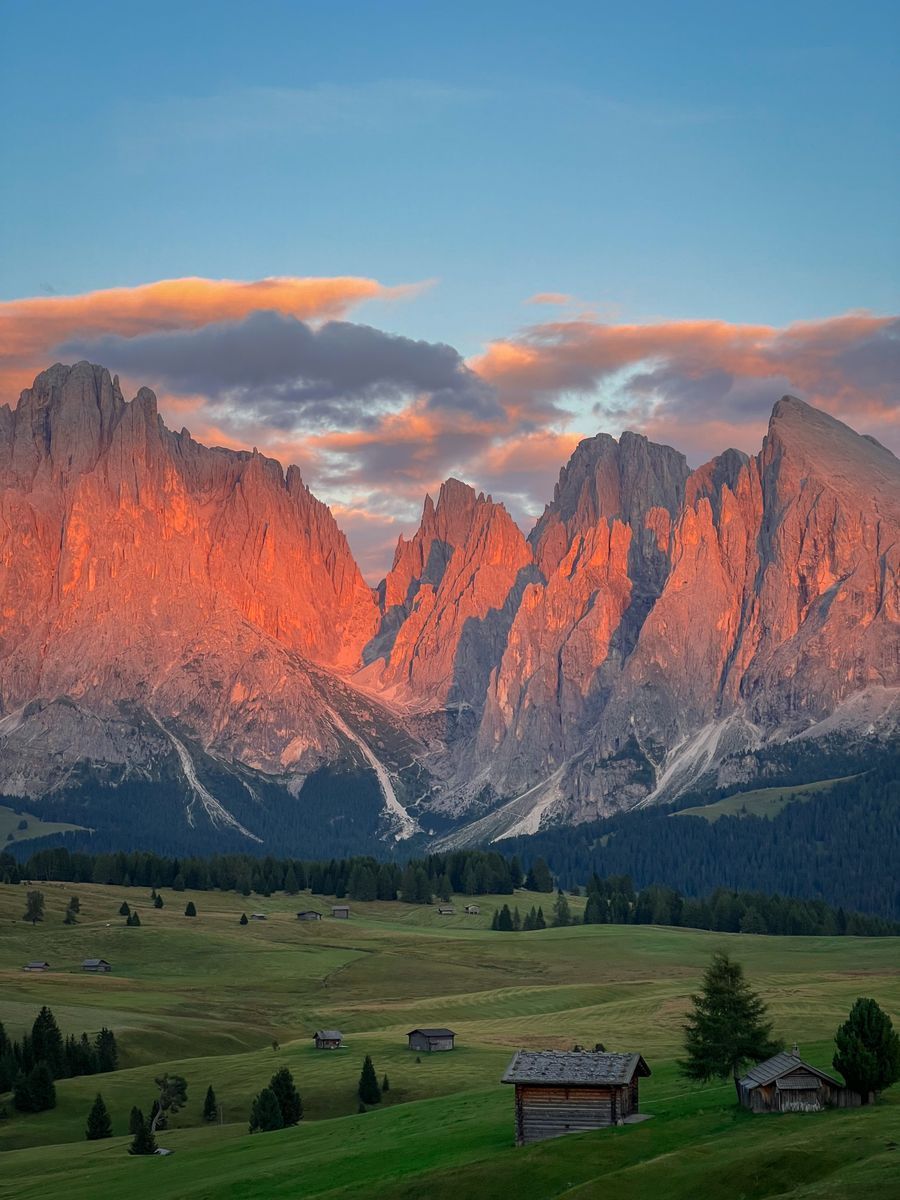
674,776,856,822
1,879,898,1198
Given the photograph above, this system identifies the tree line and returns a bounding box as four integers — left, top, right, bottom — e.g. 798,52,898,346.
0,1006,118,1110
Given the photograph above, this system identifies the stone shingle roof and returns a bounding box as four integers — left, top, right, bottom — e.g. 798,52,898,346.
408,1028,455,1038
314,1030,343,1040
739,1052,842,1090
502,1050,650,1087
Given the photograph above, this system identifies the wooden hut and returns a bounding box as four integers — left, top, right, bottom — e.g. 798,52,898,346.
438,905,455,916
464,904,480,915
408,1027,455,1053
23,961,50,971
332,905,350,919
314,1029,344,1050
82,958,111,972
737,1048,860,1113
250,913,268,921
502,1050,651,1145
297,910,323,921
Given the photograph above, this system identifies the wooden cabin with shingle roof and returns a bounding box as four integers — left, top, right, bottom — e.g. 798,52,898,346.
502,1049,651,1145
737,1047,860,1113
407,1027,455,1052
313,1029,343,1049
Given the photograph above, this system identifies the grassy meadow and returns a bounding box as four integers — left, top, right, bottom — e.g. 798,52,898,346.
0,879,898,1198
673,776,855,822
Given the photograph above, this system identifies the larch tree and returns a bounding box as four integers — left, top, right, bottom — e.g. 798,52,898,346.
680,951,782,1081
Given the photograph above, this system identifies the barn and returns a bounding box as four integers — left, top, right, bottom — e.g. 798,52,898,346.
464,904,480,915
407,1027,455,1053
737,1047,860,1113
297,910,323,921
82,958,111,972
502,1049,651,1145
23,961,50,971
314,1029,343,1049
332,905,350,919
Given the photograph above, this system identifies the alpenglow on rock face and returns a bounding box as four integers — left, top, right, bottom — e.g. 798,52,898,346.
0,362,897,849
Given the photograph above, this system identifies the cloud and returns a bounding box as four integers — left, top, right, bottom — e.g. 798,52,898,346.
0,274,419,399
526,292,573,306
61,311,501,434
474,312,900,461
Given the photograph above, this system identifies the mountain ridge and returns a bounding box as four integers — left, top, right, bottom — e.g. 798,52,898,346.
1,361,897,852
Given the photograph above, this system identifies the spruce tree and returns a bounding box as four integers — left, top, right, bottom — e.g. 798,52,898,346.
119,901,131,917
553,889,571,927
68,895,80,914
63,902,78,925
94,1028,118,1072
85,1093,112,1140
358,1055,381,1105
680,951,781,1081
535,906,546,929
154,894,164,909
269,1066,302,1125
833,998,900,1102
185,901,197,917
381,1074,390,1093
497,903,514,931
128,1109,157,1155
202,1084,218,1122
239,912,249,925
249,1087,284,1133
31,1007,64,1077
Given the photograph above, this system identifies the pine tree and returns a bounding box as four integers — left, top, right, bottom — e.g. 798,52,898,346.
680,951,781,1081
68,895,80,914
14,1062,56,1112
283,866,299,895
358,1055,381,1105
553,889,571,927
119,901,131,917
94,1028,118,1072
525,858,553,892
31,1007,64,1077
513,906,522,931
23,889,44,925
184,901,197,917
154,894,164,909
833,998,900,1102
497,903,514,931
490,909,499,930
85,1093,112,1140
202,1084,218,1122
535,906,546,929
248,1087,284,1133
128,1109,157,1155
239,913,249,925
269,1066,302,1125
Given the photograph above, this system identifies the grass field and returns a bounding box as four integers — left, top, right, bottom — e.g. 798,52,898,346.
1,880,898,1199
674,776,856,822
0,805,87,845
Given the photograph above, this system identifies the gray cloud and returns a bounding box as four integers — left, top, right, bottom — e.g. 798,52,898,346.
60,311,501,431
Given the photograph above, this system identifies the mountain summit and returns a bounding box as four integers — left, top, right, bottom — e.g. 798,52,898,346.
1,367,897,850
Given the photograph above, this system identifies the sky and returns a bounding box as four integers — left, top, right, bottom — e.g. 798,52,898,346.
1,0,898,577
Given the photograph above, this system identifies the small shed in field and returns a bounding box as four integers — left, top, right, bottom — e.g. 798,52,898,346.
332,905,350,919
23,961,50,971
250,913,267,921
464,904,480,915
502,1050,651,1145
438,905,455,915
737,1049,859,1113
82,958,111,972
314,1029,343,1050
297,910,323,921
408,1027,455,1053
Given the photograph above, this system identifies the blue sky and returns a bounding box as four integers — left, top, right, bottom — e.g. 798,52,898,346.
3,0,898,345
1,1,897,575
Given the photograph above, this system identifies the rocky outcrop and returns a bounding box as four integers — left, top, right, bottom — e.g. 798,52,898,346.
359,479,535,711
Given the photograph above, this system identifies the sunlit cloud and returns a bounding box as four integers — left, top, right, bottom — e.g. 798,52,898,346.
0,274,421,398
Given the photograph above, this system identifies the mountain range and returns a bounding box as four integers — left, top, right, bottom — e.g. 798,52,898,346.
1,361,897,853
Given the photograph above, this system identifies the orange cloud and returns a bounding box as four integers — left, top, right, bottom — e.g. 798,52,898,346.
0,274,421,399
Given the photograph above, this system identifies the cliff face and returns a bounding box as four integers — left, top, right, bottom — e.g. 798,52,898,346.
0,363,393,820
360,478,535,711
1,363,897,848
